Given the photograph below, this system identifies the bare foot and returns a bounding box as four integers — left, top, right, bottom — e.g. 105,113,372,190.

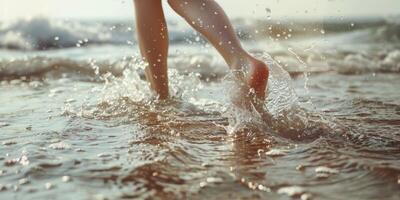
246,58,269,100
230,56,269,111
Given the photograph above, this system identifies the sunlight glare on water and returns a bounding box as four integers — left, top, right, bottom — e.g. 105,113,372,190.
0,3,400,198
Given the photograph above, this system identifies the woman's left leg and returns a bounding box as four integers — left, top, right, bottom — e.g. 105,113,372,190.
134,0,169,99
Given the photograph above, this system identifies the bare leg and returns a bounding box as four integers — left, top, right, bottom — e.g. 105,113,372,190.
134,0,169,99
167,0,269,100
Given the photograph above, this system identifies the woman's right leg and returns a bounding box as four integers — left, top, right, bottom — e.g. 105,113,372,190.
167,0,269,100
134,0,169,99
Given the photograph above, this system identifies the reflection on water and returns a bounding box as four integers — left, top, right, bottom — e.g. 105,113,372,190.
1,17,400,200
1,66,399,199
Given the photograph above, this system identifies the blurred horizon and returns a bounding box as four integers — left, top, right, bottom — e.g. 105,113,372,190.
1,0,400,22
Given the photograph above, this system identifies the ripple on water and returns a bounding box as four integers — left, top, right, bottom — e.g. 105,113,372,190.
265,149,289,157
18,178,30,185
206,177,224,184
315,166,339,174
2,140,17,146
48,142,72,150
0,122,10,128
0,184,6,191
277,186,306,197
1,49,400,200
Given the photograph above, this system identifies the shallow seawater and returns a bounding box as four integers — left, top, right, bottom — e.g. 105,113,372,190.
1,17,400,200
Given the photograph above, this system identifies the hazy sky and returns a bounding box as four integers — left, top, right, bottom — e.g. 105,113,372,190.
1,0,399,21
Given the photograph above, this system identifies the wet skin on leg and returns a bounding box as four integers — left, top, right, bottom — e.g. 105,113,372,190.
134,0,169,99
134,0,269,101
167,0,269,100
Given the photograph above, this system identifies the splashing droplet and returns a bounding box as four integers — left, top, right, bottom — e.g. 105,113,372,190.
265,8,272,20
45,183,54,190
62,176,71,182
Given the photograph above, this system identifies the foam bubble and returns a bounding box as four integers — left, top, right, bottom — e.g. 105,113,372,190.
49,142,72,150
277,186,306,197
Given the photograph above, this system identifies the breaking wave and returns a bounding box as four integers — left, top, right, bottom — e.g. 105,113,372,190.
1,49,399,80
1,16,399,50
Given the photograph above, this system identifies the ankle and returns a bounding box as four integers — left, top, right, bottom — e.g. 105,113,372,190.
249,59,269,81
230,56,269,78
229,55,250,70
246,57,269,99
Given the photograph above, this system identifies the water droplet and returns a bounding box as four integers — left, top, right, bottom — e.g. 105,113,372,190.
258,184,270,192
257,149,264,156
45,182,54,190
62,176,71,182
199,182,207,187
265,8,272,20
296,164,305,171
18,156,29,166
